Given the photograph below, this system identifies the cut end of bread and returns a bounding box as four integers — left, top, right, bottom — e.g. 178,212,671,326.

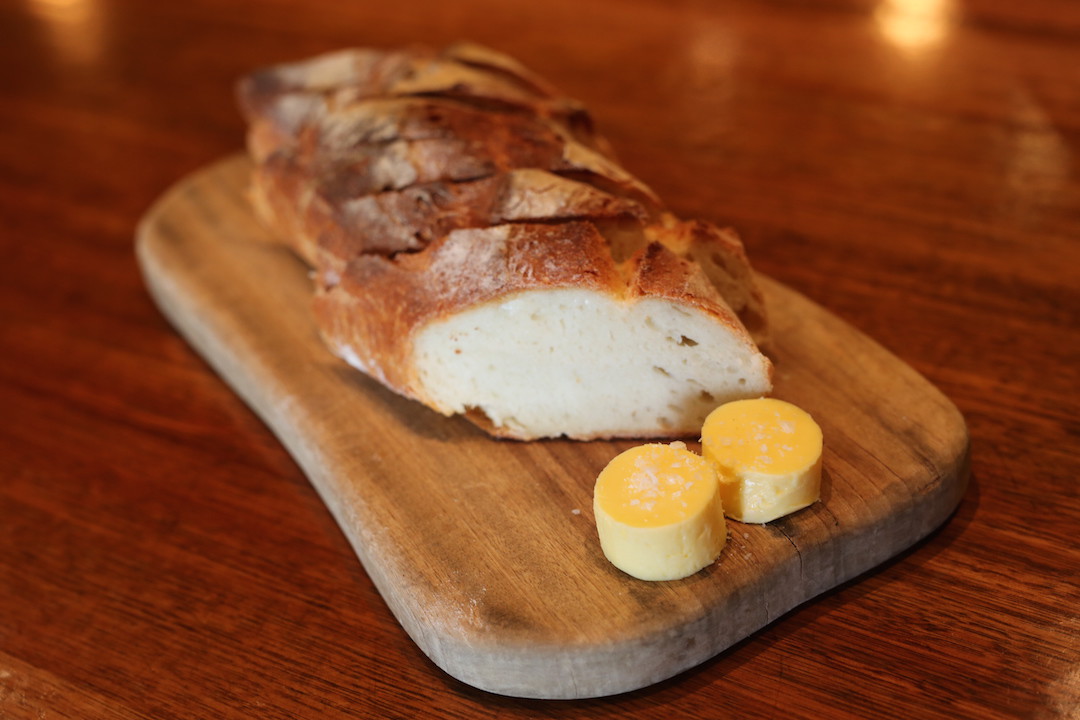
403,289,772,440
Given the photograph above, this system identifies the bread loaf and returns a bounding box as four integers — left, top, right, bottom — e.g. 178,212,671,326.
238,43,773,440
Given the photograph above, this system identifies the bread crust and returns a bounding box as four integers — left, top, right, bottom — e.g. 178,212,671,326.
237,43,606,163
239,43,773,439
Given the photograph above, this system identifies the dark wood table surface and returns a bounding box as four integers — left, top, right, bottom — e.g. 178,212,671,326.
2,0,1077,717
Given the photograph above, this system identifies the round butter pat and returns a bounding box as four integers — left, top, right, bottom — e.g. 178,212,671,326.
593,442,726,581
701,398,823,524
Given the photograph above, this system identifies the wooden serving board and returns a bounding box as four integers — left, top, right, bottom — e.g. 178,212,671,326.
136,155,970,700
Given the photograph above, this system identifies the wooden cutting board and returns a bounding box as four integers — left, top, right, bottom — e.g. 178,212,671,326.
135,155,970,700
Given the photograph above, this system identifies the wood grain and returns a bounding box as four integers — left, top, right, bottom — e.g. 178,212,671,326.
2,0,1078,716
135,155,968,698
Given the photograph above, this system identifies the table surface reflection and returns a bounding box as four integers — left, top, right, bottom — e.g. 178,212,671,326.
0,0,1077,717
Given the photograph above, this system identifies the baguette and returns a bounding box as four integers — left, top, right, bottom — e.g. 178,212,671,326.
239,43,772,440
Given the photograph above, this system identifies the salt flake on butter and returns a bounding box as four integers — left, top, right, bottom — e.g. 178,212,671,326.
701,398,823,524
593,442,726,582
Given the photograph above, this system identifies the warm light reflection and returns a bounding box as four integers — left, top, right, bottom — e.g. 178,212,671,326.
27,0,106,69
1002,88,1071,226
875,0,954,53
676,20,740,141
685,22,739,84
1049,663,1080,718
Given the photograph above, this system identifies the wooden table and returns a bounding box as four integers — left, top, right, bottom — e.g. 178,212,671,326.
1,0,1076,717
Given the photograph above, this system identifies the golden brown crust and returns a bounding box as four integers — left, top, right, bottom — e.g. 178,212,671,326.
246,86,665,270
237,44,604,163
254,96,661,206
252,154,653,271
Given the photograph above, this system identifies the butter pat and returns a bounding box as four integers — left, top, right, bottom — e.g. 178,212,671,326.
701,398,823,524
593,442,726,581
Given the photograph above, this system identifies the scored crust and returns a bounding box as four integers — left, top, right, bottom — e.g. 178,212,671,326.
239,43,773,440
238,42,609,163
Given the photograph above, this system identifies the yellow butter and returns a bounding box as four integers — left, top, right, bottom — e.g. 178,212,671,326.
701,398,823,524
593,442,726,581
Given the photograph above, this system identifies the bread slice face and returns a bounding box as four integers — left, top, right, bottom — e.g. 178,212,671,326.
411,291,769,440
242,44,774,440
312,222,771,440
